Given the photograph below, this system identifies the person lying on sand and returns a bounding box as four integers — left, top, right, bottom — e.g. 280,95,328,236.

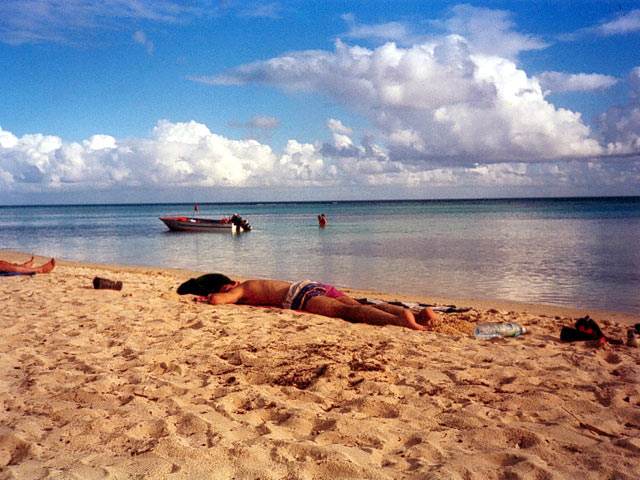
0,256,56,274
179,274,439,330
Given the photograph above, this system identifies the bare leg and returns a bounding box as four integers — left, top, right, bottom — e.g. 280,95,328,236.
21,255,35,267
337,296,440,329
305,296,427,330
415,307,440,328
0,258,55,274
35,258,56,273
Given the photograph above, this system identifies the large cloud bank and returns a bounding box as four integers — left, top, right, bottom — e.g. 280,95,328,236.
1,117,638,199
196,6,640,168
202,38,609,166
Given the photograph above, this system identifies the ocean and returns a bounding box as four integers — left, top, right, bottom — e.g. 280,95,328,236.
1,197,639,314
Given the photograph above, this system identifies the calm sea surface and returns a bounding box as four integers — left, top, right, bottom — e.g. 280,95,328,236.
1,198,639,314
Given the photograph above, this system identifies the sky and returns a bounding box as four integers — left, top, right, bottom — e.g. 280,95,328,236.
1,0,640,205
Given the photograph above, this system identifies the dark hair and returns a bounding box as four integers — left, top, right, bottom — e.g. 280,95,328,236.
177,273,234,296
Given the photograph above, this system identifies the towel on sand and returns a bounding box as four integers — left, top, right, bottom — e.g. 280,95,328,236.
356,298,470,313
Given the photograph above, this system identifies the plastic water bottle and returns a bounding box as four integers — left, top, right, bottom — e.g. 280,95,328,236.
474,323,525,339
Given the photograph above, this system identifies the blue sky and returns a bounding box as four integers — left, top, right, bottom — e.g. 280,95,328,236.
1,0,639,204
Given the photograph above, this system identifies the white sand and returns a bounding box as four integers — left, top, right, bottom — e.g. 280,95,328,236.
1,252,639,479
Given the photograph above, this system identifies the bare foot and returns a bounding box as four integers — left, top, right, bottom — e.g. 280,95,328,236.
21,255,35,267
416,307,441,329
37,258,56,274
397,309,428,330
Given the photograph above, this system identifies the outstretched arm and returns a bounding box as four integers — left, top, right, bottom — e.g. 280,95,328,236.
207,284,244,305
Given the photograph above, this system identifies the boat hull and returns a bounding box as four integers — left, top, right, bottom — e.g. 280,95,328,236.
160,217,241,232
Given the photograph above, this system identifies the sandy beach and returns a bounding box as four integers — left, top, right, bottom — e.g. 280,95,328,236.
1,251,639,479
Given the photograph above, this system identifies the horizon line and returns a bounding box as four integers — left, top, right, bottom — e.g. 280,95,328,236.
2,195,639,209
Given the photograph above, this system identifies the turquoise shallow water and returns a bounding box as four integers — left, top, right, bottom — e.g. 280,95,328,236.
1,197,639,314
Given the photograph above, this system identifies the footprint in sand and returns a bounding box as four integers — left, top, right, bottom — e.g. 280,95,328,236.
0,428,32,467
174,412,209,436
597,351,622,365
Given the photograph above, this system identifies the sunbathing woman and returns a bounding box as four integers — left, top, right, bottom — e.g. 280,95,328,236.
0,256,56,274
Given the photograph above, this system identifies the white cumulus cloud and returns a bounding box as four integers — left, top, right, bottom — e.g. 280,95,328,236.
1,120,638,201
443,4,548,59
0,120,346,194
536,71,618,94
599,9,640,35
597,67,640,154
198,37,603,166
327,118,353,135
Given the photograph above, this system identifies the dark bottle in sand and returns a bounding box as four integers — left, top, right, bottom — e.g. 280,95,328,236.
93,277,123,291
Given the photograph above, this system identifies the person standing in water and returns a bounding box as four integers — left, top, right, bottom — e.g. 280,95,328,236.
318,214,327,227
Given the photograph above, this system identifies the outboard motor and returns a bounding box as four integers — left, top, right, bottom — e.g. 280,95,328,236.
230,214,252,232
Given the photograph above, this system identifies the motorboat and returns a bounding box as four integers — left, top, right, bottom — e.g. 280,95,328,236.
160,214,251,232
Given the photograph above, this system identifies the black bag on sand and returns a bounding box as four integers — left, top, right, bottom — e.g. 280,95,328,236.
560,316,623,344
560,326,600,342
